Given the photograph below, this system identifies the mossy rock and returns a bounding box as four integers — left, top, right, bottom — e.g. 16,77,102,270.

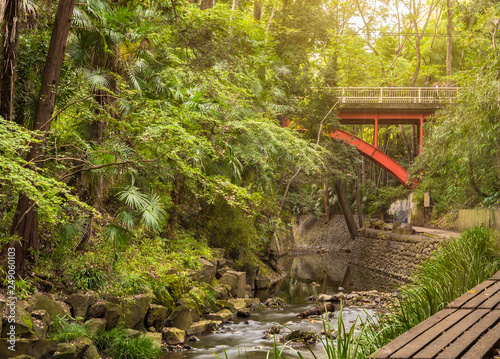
83,318,106,337
205,309,232,322
2,302,35,338
186,320,218,336
176,297,201,322
119,294,154,330
53,342,77,359
212,300,235,313
146,304,170,331
88,301,122,330
27,295,71,323
165,306,193,331
162,327,186,345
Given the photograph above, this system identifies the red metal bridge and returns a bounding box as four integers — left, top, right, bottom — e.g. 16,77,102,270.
330,87,457,187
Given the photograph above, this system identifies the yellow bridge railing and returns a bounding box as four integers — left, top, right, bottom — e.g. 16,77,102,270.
332,87,458,104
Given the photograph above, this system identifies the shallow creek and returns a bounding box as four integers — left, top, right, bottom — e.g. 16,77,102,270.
166,251,401,359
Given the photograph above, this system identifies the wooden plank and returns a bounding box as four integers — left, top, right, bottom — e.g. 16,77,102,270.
447,281,495,309
389,309,472,359
436,310,500,359
368,309,456,359
412,309,489,359
461,320,500,359
490,270,500,281
462,282,500,310
479,289,500,309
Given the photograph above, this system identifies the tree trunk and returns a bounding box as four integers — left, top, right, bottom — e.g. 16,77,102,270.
232,0,239,11
0,0,20,122
200,0,213,10
324,182,331,222
254,0,261,21
9,0,76,277
446,0,453,76
400,125,413,162
334,179,357,240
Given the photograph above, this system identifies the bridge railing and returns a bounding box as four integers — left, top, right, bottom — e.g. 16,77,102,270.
333,87,458,104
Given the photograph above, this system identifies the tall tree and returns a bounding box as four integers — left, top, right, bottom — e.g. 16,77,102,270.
446,0,453,76
9,0,76,276
0,0,20,122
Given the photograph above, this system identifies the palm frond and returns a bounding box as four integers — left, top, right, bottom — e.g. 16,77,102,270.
139,193,166,233
116,209,136,230
103,223,131,250
117,182,149,210
82,68,113,91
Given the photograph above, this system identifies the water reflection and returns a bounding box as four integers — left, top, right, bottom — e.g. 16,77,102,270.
165,252,401,358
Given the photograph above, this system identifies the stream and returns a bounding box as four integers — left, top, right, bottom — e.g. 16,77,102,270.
166,251,402,359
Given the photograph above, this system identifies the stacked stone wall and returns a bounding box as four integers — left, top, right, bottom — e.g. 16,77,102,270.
350,228,443,281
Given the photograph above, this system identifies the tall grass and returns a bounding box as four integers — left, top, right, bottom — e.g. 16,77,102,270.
360,226,500,356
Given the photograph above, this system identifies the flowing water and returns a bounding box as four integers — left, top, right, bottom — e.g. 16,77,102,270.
166,251,402,359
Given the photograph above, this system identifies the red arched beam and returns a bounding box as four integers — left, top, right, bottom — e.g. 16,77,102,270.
330,129,416,188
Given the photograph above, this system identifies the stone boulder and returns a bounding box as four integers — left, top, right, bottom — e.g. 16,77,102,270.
186,320,218,336
220,271,246,298
205,309,233,323
65,293,95,319
212,286,229,300
0,339,31,358
84,318,106,337
119,294,153,330
176,297,200,322
27,295,71,323
165,306,193,331
146,304,170,331
162,327,186,345
211,300,236,313
244,298,260,307
32,339,57,359
2,301,35,338
198,258,217,284
73,337,94,358
53,342,76,359
31,310,50,339
88,301,122,330
255,272,271,289
228,299,246,310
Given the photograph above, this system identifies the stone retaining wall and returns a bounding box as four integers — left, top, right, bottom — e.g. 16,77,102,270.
291,214,356,250
350,228,443,281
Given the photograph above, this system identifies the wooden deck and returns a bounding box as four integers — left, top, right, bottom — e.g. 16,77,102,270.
370,271,500,359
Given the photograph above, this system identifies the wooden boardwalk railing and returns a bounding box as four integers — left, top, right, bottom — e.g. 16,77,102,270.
332,87,458,104
370,270,500,359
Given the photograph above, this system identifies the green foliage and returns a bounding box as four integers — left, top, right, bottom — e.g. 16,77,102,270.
49,315,91,343
364,186,409,218
93,328,161,359
110,334,162,359
412,70,500,213
93,328,128,354
68,265,109,291
0,118,88,225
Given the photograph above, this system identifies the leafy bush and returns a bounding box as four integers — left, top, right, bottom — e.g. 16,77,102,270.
49,315,91,343
111,335,162,359
69,266,108,291
93,328,128,353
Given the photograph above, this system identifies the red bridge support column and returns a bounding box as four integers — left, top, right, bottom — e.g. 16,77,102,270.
420,114,424,153
374,114,379,149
